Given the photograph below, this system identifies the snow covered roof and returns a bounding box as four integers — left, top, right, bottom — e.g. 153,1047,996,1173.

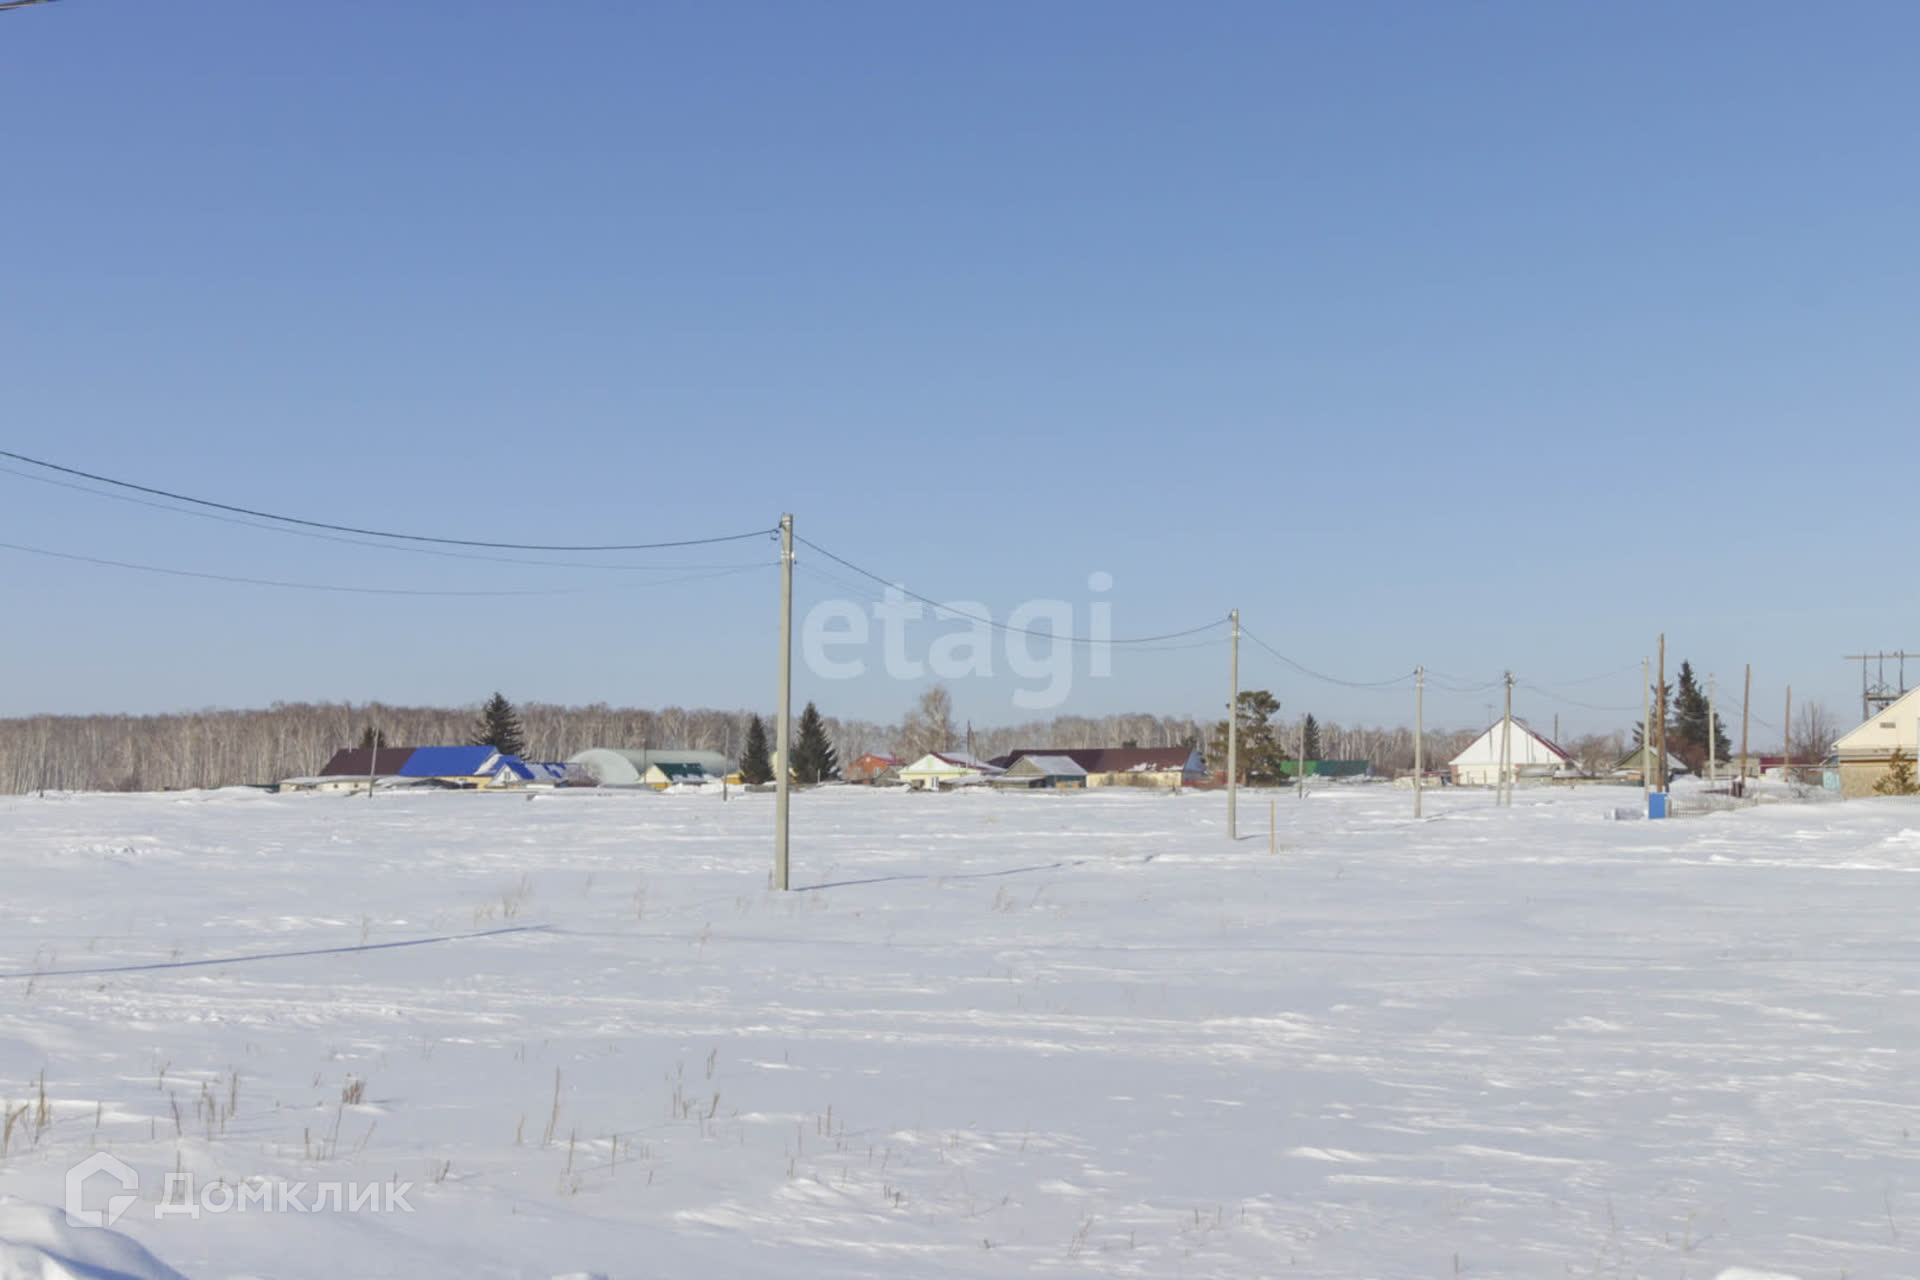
899,752,1003,775
991,748,1200,774
1006,754,1088,777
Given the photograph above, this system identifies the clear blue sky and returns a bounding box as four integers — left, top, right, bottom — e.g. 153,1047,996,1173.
3,1,1914,741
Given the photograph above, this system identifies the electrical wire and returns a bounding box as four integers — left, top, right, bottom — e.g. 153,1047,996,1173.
1238,626,1414,689
793,534,1230,646
0,465,771,572
0,538,773,597
0,448,775,552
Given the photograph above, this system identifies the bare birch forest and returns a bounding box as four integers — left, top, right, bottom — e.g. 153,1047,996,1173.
0,700,1465,794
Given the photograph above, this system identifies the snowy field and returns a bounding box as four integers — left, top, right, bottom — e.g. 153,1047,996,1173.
1,781,1917,1279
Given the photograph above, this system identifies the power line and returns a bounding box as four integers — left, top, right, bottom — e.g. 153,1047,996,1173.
0,464,772,572
0,538,772,597
1237,626,1414,689
792,534,1230,646
0,448,775,552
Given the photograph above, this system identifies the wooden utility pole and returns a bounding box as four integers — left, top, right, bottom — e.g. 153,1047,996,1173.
1708,674,1717,786
1656,634,1668,793
1740,663,1751,794
1414,666,1424,818
1227,609,1239,841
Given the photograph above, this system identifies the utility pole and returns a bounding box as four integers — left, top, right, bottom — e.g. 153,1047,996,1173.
1740,664,1751,795
1414,666,1424,818
1656,634,1667,793
774,513,794,890
1708,674,1717,786
1784,685,1792,785
1227,609,1239,841
1298,719,1307,801
1500,671,1513,806
1640,657,1650,800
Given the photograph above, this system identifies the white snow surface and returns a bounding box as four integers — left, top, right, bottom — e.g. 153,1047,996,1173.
1,781,1917,1277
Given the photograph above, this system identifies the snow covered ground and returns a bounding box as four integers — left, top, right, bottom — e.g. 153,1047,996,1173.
1,780,1917,1278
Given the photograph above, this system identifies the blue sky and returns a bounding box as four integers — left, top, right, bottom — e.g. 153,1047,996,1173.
3,1,1914,740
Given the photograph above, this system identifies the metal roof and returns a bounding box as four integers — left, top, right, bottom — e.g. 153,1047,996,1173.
399,746,503,777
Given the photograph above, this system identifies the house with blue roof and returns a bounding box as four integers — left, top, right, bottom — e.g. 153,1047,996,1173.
396,746,505,786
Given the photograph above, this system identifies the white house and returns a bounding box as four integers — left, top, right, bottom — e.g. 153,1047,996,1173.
1448,719,1571,787
898,752,1002,790
1833,687,1920,797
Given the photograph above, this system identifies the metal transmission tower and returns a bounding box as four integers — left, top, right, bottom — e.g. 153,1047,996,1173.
1844,652,1917,724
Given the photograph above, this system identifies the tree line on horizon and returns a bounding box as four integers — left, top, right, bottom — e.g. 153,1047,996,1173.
0,677,1833,795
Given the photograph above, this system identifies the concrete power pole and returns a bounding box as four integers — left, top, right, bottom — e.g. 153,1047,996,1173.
774,513,794,891
1414,666,1424,819
1740,663,1751,795
1227,609,1239,841
1656,634,1668,794
1784,685,1792,785
1500,670,1513,806
1641,657,1651,801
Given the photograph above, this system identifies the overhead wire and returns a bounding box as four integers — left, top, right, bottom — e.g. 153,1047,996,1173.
1238,625,1414,689
0,465,773,572
0,448,775,552
793,534,1230,646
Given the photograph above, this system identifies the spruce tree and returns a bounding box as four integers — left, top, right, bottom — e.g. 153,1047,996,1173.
471,692,526,758
357,724,385,751
740,714,773,784
1875,748,1919,796
1672,661,1733,769
1300,714,1321,764
794,702,838,784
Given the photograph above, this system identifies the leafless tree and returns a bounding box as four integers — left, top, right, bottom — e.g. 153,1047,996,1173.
1794,701,1840,764
895,685,957,760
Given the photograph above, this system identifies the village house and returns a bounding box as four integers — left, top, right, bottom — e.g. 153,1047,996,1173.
1833,687,1920,797
1448,719,1572,787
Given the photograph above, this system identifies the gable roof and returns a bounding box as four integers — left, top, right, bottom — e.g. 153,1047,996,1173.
1005,753,1089,777
991,747,1201,774
319,746,416,777
649,761,712,780
399,746,503,778
1835,685,1920,756
1447,720,1572,767
900,751,1002,774
494,758,570,783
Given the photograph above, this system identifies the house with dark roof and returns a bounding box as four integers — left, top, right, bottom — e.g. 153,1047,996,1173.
988,747,1204,789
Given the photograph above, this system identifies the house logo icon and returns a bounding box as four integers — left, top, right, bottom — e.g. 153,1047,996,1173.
65,1152,139,1228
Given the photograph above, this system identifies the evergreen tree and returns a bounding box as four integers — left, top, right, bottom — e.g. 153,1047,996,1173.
471,692,526,758
1874,748,1919,796
1300,714,1321,763
1207,690,1283,784
794,702,839,783
357,724,385,751
1671,661,1732,771
740,714,773,785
